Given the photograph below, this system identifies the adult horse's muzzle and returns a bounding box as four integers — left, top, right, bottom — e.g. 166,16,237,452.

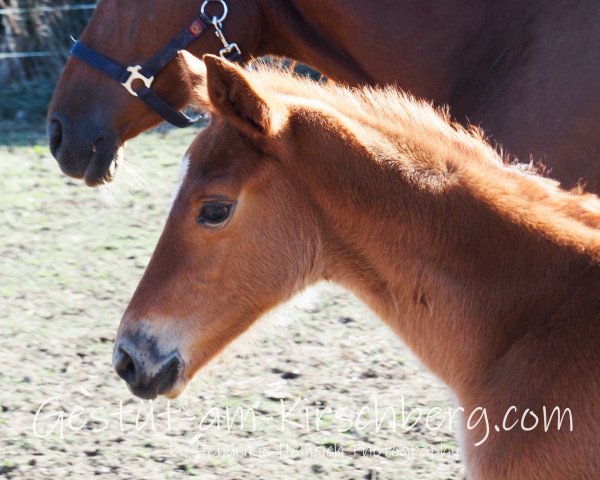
47,112,123,186
113,331,183,400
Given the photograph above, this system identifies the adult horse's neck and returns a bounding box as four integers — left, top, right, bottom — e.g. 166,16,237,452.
256,0,531,103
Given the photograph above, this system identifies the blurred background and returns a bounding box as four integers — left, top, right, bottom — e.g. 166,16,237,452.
0,0,95,121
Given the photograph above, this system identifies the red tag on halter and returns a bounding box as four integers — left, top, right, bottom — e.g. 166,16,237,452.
188,20,206,36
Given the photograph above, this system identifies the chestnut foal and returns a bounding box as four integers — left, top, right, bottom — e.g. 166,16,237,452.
114,55,600,479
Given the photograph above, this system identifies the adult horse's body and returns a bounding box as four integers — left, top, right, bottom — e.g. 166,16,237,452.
48,0,600,190
114,55,600,479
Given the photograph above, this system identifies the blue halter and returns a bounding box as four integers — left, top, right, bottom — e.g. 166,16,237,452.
70,1,243,128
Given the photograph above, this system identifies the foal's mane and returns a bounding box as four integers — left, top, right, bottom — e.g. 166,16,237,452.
189,60,600,243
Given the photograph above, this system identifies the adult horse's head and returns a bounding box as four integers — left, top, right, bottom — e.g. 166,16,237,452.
113,55,324,398
47,0,261,186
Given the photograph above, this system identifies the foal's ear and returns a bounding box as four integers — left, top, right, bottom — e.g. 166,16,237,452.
203,54,274,139
178,50,209,110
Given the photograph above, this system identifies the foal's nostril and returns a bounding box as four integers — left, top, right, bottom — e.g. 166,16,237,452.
47,117,63,159
113,335,182,399
155,356,181,395
113,346,138,385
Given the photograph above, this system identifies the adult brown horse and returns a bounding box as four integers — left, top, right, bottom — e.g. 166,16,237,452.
48,0,600,190
115,54,600,479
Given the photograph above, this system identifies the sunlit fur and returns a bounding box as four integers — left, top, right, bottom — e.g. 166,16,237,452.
118,55,600,479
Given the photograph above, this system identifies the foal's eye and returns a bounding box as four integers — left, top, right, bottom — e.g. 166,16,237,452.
196,202,234,227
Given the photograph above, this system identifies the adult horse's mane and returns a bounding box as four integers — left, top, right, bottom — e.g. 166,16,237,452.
185,56,600,237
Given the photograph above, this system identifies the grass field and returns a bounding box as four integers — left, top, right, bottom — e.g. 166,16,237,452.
0,122,464,479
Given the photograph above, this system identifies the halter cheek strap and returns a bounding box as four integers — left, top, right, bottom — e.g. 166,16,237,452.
70,3,243,128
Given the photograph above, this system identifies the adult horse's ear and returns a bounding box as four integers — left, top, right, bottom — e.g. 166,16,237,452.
203,54,275,139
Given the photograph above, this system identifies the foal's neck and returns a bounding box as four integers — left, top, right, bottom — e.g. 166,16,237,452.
288,108,600,394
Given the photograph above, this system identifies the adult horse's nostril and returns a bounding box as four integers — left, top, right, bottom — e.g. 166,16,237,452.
46,112,121,184
47,116,63,159
113,345,138,386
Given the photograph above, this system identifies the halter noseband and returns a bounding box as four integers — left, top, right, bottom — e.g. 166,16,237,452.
69,0,242,128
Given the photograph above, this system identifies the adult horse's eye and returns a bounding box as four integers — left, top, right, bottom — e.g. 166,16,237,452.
196,202,234,227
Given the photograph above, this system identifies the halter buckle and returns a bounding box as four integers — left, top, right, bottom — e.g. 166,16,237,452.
121,65,155,97
219,43,241,59
211,16,241,60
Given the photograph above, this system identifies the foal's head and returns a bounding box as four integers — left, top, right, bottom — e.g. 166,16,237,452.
114,56,323,399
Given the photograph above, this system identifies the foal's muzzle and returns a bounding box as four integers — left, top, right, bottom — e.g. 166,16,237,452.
113,333,182,399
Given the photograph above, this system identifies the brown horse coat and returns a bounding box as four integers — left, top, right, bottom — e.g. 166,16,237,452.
48,0,600,190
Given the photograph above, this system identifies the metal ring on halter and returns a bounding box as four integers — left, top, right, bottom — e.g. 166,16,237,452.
200,0,228,25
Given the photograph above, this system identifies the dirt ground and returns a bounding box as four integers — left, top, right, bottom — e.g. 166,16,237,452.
0,123,465,479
